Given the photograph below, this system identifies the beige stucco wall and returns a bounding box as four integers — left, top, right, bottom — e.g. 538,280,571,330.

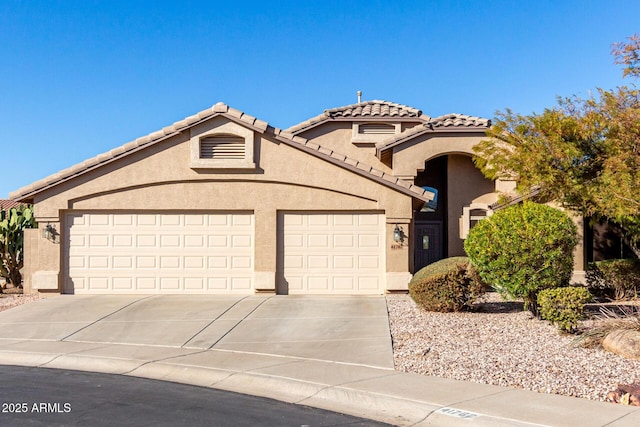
26,115,416,294
296,121,402,175
392,133,487,179
547,203,586,283
447,155,495,256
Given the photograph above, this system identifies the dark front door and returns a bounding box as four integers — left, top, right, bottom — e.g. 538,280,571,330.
414,221,443,271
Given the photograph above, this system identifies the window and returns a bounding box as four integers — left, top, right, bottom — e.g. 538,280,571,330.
460,204,493,238
190,120,255,169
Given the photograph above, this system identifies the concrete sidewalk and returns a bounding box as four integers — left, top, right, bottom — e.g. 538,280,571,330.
0,295,638,426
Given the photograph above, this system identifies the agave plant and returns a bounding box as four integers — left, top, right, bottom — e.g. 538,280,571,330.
0,205,37,291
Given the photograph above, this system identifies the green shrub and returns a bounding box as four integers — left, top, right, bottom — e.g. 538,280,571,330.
464,202,578,316
409,257,486,312
538,287,592,332
586,259,640,300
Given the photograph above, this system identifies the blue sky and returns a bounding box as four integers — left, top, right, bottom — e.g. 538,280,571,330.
1,0,639,198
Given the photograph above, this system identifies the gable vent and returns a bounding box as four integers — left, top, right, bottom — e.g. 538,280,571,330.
358,123,395,135
200,135,245,159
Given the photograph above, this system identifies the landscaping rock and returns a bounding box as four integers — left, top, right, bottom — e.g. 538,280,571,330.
602,329,640,360
606,382,640,406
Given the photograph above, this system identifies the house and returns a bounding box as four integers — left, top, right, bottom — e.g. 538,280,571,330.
11,99,587,295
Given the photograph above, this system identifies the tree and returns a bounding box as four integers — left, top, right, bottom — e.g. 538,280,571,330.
613,33,640,78
0,205,36,291
473,34,640,252
464,202,578,316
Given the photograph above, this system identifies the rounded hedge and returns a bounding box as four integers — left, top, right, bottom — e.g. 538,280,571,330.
464,201,578,314
409,257,486,312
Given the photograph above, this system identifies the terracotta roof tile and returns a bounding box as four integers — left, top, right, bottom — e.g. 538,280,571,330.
318,146,333,156
225,107,244,119
304,141,320,151
326,100,422,118
0,199,24,210
10,102,271,200
270,127,434,202
382,174,399,185
10,102,435,204
369,168,384,177
213,102,228,113
330,152,346,162
286,100,426,134
344,157,358,167
375,113,491,158
430,114,491,128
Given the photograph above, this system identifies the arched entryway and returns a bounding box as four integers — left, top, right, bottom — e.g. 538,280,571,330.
412,154,494,272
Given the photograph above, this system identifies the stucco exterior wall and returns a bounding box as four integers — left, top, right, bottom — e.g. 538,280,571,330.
392,133,487,179
26,116,415,294
447,155,495,256
296,122,398,175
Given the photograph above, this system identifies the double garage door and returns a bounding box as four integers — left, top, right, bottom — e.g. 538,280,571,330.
64,211,385,294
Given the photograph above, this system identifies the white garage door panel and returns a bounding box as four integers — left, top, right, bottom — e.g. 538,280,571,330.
282,213,385,294
65,212,254,294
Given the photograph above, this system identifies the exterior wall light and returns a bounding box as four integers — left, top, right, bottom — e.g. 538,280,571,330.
393,224,404,243
43,224,57,243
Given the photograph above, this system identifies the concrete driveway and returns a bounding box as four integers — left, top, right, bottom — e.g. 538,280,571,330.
1,295,639,426
0,295,394,368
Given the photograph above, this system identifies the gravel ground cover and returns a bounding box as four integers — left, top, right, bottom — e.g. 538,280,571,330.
387,292,640,401
0,290,40,312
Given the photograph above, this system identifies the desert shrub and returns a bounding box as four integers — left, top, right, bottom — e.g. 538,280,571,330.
586,259,640,300
575,305,640,348
409,257,486,312
538,287,592,332
464,201,578,316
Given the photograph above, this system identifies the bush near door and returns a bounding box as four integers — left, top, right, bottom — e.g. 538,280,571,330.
408,257,486,312
538,286,592,332
464,201,578,316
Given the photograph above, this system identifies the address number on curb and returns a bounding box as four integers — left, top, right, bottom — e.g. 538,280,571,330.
435,407,480,419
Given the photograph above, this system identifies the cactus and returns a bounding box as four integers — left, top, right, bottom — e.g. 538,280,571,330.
0,205,37,291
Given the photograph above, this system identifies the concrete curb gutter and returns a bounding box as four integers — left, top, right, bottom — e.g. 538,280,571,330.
1,345,640,426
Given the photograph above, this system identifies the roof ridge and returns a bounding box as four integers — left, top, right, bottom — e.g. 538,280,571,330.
429,113,491,128
10,102,269,200
286,99,425,134
374,113,491,158
10,103,434,204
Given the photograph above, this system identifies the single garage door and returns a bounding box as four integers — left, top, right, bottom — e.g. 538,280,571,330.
281,212,385,294
64,212,254,294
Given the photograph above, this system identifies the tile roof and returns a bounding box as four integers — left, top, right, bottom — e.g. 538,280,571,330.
10,103,268,201
0,199,25,210
325,100,422,118
10,103,434,204
429,113,491,128
375,113,492,157
270,129,434,203
286,100,426,134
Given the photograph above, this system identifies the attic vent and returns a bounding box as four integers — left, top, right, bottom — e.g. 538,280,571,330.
200,135,245,159
358,123,395,135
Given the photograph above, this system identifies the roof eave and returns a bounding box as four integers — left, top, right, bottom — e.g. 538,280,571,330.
375,126,489,159
10,104,270,201
270,128,434,203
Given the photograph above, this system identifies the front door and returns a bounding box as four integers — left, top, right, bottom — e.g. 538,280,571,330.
414,221,443,271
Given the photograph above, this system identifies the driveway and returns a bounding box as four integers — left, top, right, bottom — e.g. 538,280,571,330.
0,295,394,368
